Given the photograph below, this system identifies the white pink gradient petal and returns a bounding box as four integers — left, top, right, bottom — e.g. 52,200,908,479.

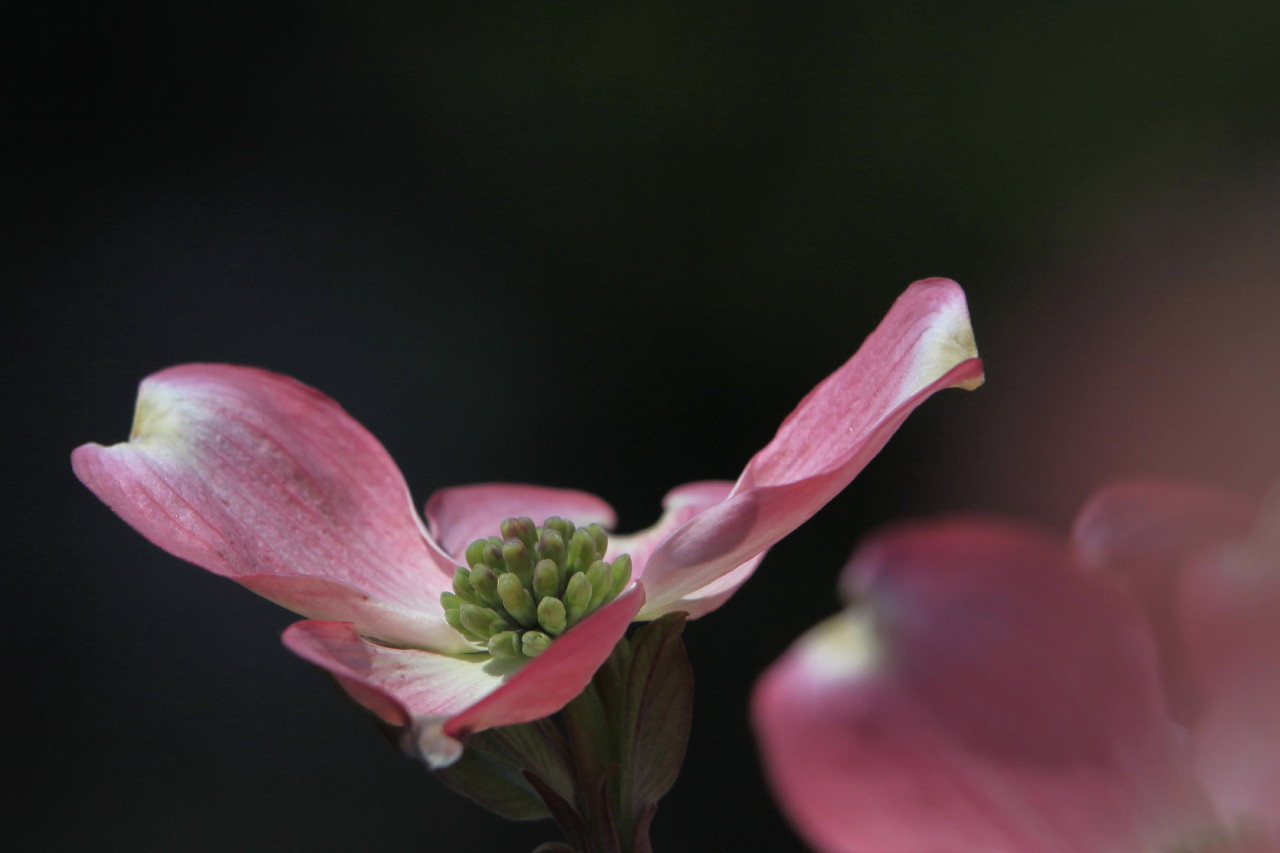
73,278,981,767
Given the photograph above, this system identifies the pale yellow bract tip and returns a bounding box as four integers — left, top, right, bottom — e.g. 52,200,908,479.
129,386,185,445
907,307,982,394
799,608,882,682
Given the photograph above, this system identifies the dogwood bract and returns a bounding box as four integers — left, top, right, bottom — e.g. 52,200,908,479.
74,278,981,768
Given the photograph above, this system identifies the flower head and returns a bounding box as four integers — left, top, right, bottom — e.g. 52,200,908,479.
753,481,1280,853
73,278,981,767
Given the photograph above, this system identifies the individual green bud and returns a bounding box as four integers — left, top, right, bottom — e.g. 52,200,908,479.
452,567,479,604
608,553,633,600
537,596,567,636
538,528,567,569
460,603,507,639
468,564,502,608
500,516,539,551
503,538,535,587
487,631,523,659
583,522,609,556
563,571,592,626
481,541,506,571
467,541,504,575
585,560,613,610
522,631,552,657
440,591,463,611
540,514,576,540
443,605,467,637
532,559,559,602
566,528,599,573
497,571,538,628
464,539,490,570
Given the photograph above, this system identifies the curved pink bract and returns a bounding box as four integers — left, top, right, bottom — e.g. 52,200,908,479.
638,278,983,616
71,364,465,650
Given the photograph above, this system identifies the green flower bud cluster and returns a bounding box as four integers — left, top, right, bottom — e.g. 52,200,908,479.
441,516,633,659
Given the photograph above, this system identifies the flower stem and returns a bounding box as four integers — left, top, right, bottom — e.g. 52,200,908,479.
437,614,692,853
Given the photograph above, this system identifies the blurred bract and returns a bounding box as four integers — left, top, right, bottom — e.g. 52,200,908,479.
753,481,1279,853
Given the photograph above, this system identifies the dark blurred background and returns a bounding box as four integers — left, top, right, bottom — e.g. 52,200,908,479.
8,2,1280,851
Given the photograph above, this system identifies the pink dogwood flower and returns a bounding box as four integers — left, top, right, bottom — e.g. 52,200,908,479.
753,481,1280,853
73,278,981,768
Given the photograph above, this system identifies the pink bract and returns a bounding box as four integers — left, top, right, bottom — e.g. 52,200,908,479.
73,278,982,768
753,482,1280,853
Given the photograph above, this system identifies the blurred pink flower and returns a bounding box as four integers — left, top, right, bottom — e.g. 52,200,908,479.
74,278,981,768
753,481,1280,853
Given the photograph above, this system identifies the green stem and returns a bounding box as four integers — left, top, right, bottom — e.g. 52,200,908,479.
558,656,625,852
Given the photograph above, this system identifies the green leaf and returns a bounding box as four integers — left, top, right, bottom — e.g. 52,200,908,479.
630,803,657,853
525,771,591,852
618,612,693,827
561,660,620,791
588,769,624,853
487,719,577,804
434,737,550,821
434,720,575,822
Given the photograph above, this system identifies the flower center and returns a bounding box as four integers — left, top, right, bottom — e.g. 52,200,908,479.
440,516,633,659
